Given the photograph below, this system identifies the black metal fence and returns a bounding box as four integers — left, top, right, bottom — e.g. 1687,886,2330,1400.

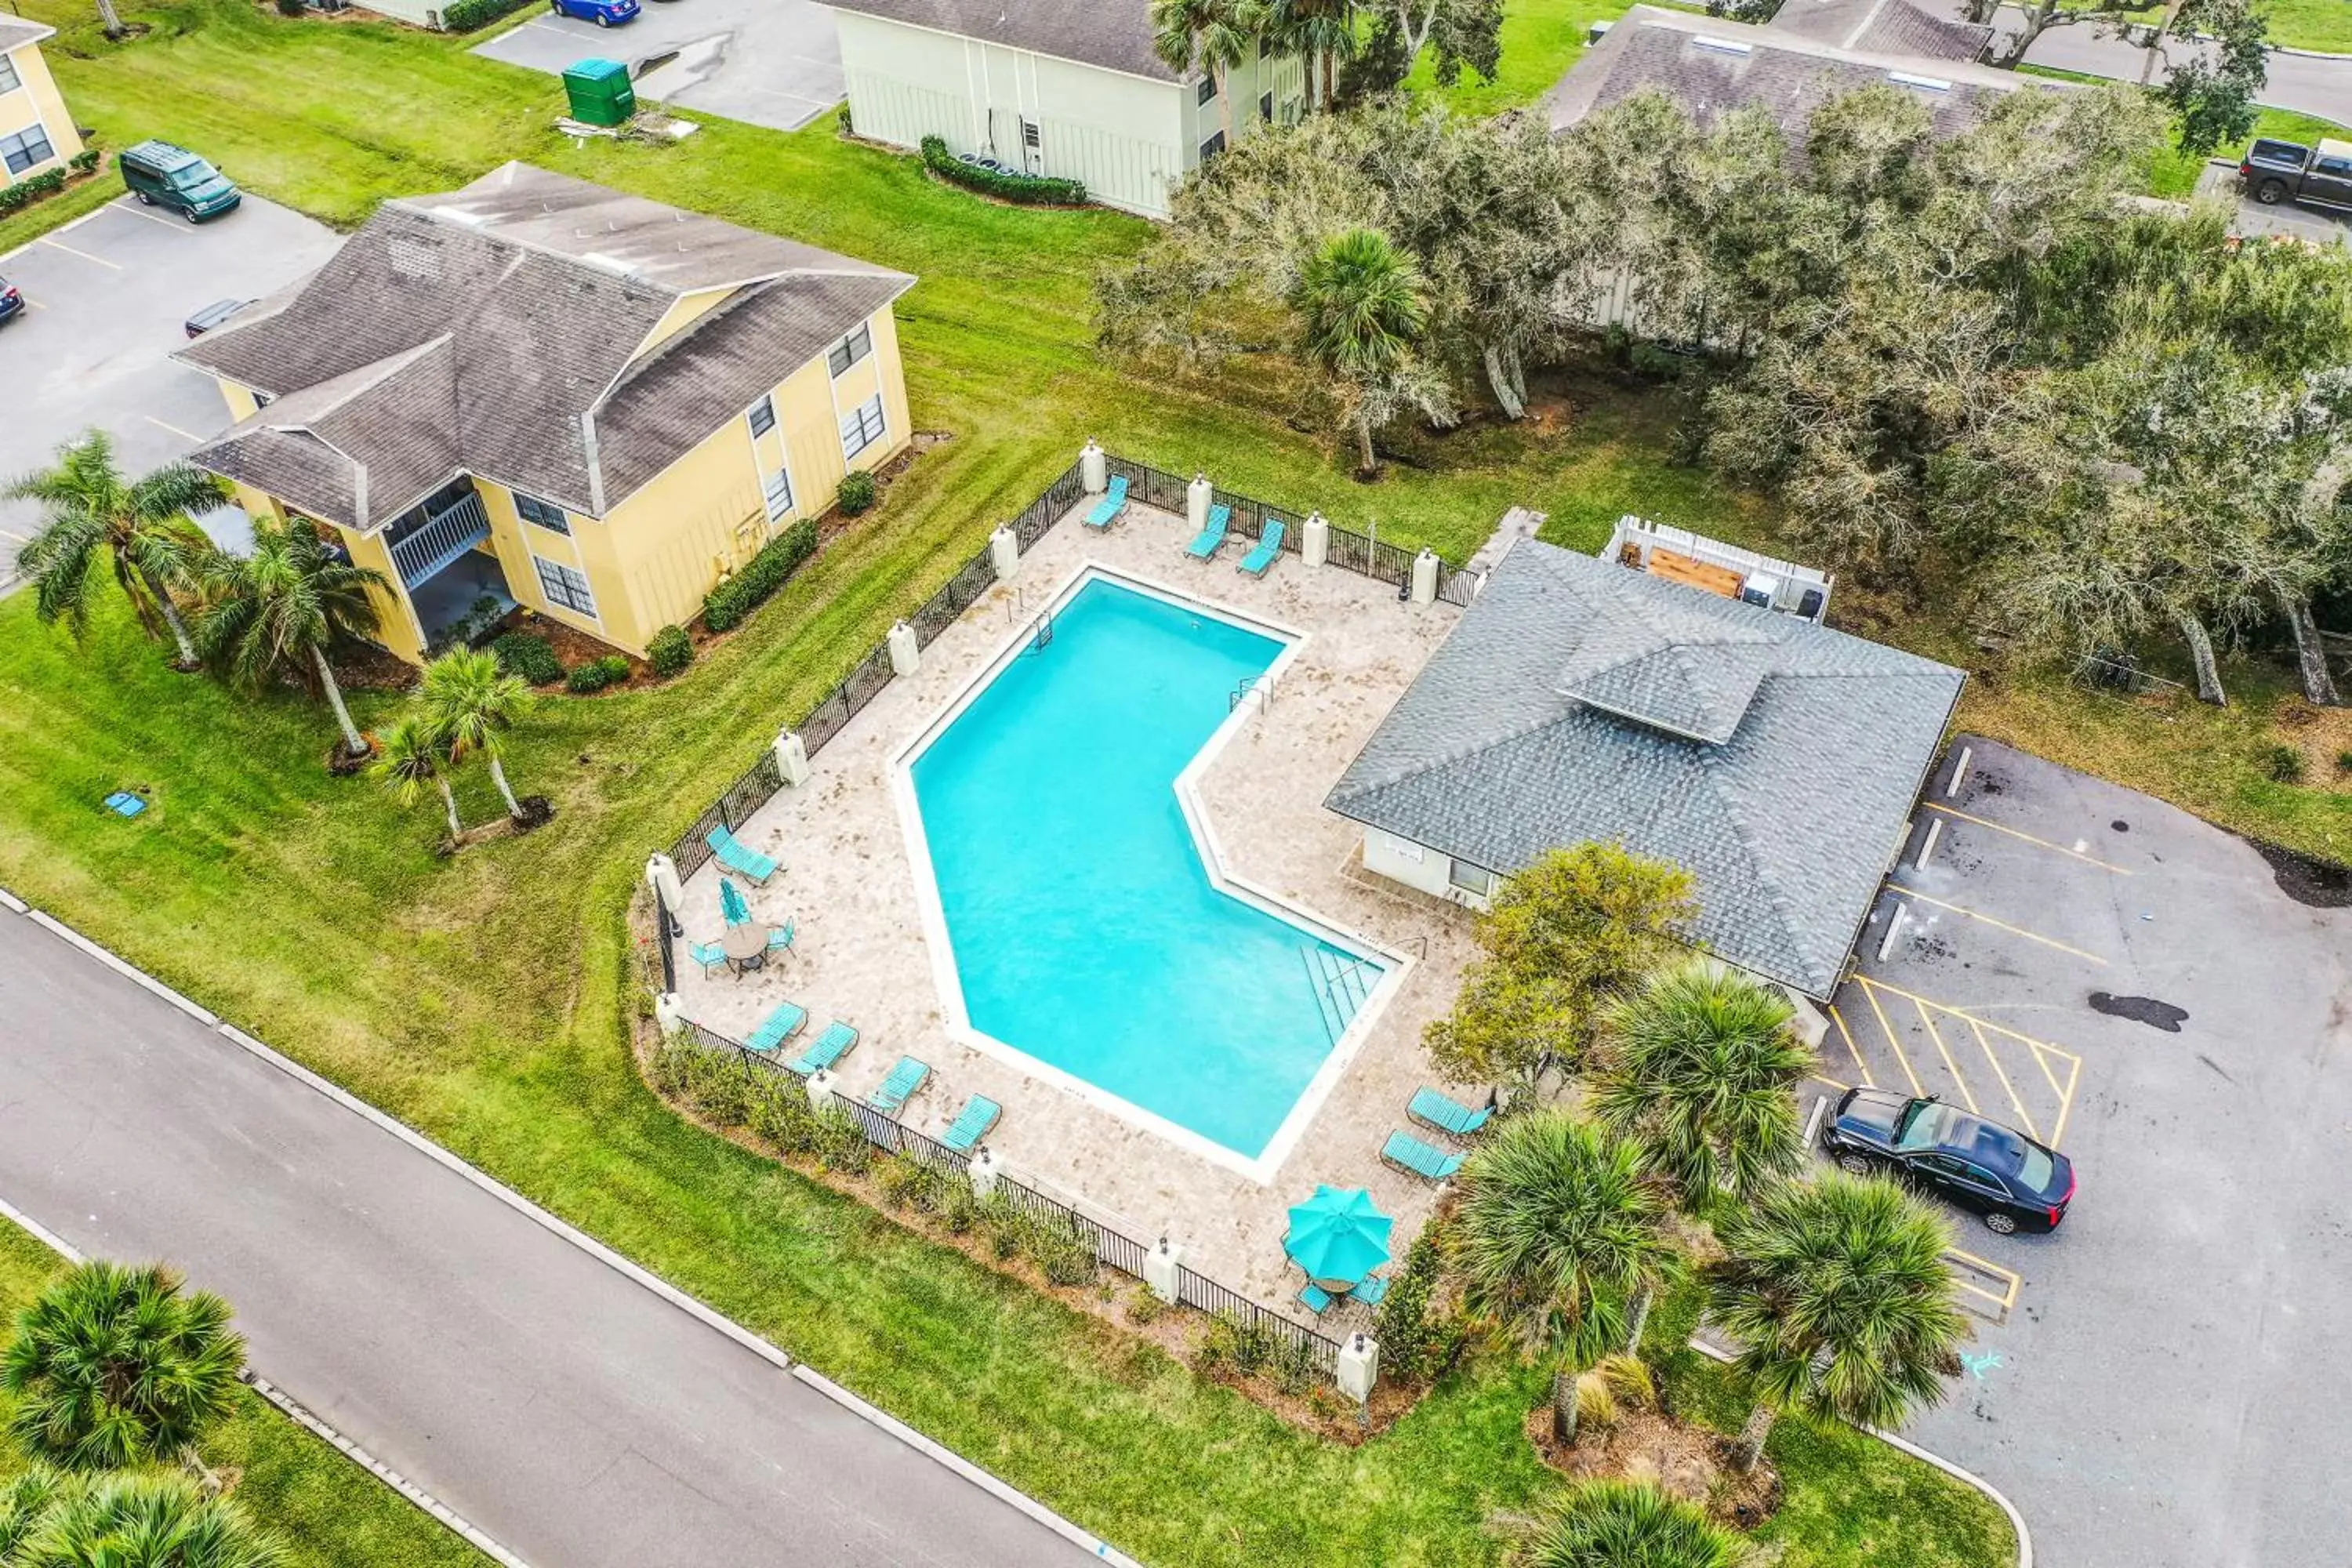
1177,1266,1342,1374
910,546,1001,650
1011,462,1087,552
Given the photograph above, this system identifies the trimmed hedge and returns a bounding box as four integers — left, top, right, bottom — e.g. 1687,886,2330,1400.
702,517,818,633
564,654,631,694
0,169,67,216
648,624,693,677
491,632,565,687
836,470,878,517
441,0,531,32
919,136,1086,208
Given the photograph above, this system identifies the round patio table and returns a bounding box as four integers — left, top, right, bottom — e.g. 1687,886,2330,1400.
720,921,768,975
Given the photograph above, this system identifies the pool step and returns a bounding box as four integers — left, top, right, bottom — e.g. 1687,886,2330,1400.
1300,943,1381,1044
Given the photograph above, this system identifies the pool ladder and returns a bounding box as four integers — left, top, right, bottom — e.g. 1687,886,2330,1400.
1229,673,1269,712
1026,608,1054,654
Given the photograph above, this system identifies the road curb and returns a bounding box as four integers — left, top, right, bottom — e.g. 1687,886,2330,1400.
0,891,1139,1567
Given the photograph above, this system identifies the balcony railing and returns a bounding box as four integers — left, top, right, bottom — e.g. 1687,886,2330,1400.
387,492,492,587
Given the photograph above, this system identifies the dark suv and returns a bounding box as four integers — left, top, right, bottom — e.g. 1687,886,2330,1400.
2240,136,2352,214
1822,1088,2075,1235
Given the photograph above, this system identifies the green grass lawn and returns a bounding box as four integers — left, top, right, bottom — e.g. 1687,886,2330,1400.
2089,0,2352,53
0,1221,488,1568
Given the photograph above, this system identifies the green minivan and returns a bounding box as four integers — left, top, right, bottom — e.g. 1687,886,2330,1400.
120,140,242,223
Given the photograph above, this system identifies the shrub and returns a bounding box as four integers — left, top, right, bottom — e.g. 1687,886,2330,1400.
69,149,101,176
811,1106,872,1174
440,0,532,31
1127,1288,1166,1326
2263,743,2307,784
647,624,693,677
564,654,630,694
1373,1231,1463,1383
702,517,820,633
836,470,879,517
275,0,306,15
651,1032,754,1127
919,135,1087,207
491,631,564,687
2336,749,2352,776
0,169,67,216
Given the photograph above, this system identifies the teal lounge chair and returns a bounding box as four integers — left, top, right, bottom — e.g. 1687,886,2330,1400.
1381,1130,1464,1182
765,920,797,957
1083,475,1130,529
786,1019,857,1077
706,826,779,885
942,1094,1001,1152
1409,1086,1494,1138
746,1000,808,1054
688,940,727,978
1239,520,1285,576
1353,1274,1390,1308
1184,503,1230,558
868,1055,931,1114
1300,1283,1334,1315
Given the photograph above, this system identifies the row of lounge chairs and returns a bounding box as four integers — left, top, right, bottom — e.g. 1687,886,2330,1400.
1379,1086,1497,1183
1184,503,1284,576
740,1003,1001,1153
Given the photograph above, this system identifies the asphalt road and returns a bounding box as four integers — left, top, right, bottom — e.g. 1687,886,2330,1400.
1831,739,2352,1568
475,0,844,133
0,902,1106,1568
1959,2,2352,122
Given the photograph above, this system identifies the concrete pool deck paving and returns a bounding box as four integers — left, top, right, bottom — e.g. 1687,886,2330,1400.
673,498,1484,1308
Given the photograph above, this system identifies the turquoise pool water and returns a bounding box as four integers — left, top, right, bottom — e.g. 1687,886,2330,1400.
909,577,1380,1160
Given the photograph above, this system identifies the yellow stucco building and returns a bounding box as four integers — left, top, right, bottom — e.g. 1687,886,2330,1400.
176,162,916,664
0,19,84,188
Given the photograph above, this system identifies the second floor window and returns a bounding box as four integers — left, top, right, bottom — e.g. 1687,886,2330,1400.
839,394,885,460
0,56,21,95
1196,74,1216,107
513,491,569,535
533,557,597,617
747,395,775,437
763,465,793,521
826,325,872,379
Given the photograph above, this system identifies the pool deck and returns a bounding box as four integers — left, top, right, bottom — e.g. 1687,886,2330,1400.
671,497,1485,1319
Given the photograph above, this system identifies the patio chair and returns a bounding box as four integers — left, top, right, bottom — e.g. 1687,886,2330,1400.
688,940,728,978
1381,1130,1464,1182
705,826,779,885
1184,503,1230,559
1352,1274,1390,1308
1239,520,1286,576
942,1094,1002,1152
1299,1283,1334,1316
746,1000,809,1054
765,920,797,957
1083,475,1130,530
867,1055,931,1114
1409,1086,1494,1139
786,1018,857,1077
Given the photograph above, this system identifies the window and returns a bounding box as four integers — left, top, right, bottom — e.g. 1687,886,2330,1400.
826,324,872,379
512,491,570,535
2318,157,2352,177
1196,74,1217,107
1198,131,1226,163
747,395,775,437
533,556,597,617
762,463,793,522
0,125,54,178
0,56,20,95
839,393,885,459
1448,859,1496,898
1261,91,1274,122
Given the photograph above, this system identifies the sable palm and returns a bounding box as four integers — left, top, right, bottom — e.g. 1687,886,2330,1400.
1152,0,1259,148
1453,1111,1678,1437
1709,1172,1969,1470
4,432,223,668
1510,1479,1748,1568
1288,227,1439,476
5,1468,281,1568
194,518,385,761
419,648,532,820
1263,0,1356,111
1590,959,1815,1209
2,1261,245,1472
370,717,463,841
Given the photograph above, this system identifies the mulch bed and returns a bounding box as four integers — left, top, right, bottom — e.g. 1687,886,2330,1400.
1524,1403,1782,1529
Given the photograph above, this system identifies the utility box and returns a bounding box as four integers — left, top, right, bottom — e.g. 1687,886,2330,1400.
562,59,637,128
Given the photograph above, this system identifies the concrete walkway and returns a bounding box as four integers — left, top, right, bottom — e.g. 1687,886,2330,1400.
0,901,1109,1568
1961,2,2350,122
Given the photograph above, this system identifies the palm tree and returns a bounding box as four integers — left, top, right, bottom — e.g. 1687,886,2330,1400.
1288,227,1448,477
194,517,386,763
1452,1111,1679,1441
1510,1479,1748,1568
2,1261,245,1472
1264,0,1356,111
1709,1172,1969,1471
370,717,463,841
1152,0,1259,150
5,433,223,669
419,648,533,821
1589,959,1816,1212
6,1468,281,1568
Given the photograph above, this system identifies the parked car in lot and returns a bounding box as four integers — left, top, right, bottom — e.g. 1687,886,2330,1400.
1822,1088,2076,1234
549,0,639,25
184,298,251,339
120,140,242,223
0,276,23,327
2239,136,2352,214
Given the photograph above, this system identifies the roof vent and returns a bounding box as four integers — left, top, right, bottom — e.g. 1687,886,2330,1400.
1888,71,1953,90
1692,36,1753,55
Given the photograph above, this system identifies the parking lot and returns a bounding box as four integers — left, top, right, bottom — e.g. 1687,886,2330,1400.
1820,737,2352,1568
474,0,842,133
0,195,339,579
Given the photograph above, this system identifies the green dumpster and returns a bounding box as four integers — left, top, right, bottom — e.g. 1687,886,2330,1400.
562,59,636,128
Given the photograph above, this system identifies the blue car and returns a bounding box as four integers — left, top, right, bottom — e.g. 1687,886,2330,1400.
549,0,637,24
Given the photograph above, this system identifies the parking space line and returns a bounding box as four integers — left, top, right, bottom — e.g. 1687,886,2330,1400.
1911,997,1980,1115
1857,979,1927,1096
1827,1003,1875,1087
1924,802,2132,875
2046,1051,2082,1149
1965,1018,2041,1142
1894,887,2110,965
109,201,194,234
1853,975,2085,1149
1944,1247,2023,1319
143,415,207,443
37,236,122,270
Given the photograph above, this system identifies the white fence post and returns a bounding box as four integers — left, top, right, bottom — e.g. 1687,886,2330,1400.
968,1146,1000,1199
1143,1236,1185,1304
1336,1332,1379,1401
645,853,684,929
989,524,1018,579
1411,549,1440,605
772,728,810,788
1187,473,1213,532
1080,439,1107,495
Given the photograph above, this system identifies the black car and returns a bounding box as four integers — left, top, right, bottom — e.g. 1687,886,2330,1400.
184,298,251,339
2239,136,2352,214
1822,1088,2075,1235
0,276,23,326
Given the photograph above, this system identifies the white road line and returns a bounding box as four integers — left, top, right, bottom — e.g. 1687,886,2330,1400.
110,201,198,234
37,235,122,270
145,414,209,442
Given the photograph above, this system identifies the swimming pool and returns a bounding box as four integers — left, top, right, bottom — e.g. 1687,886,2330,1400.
901,572,1388,1171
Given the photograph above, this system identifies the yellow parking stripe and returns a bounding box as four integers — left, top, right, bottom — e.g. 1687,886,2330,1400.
1911,997,1980,1115
1944,1247,2024,1312
1895,888,2110,965
1924,803,2132,875
1850,975,2086,1150
2047,1052,2082,1150
1827,1003,1875,1088
1857,978,1926,1097
1966,1018,2041,1142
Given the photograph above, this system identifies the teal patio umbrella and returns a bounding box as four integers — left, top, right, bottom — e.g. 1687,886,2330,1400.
1284,1185,1393,1291
719,875,752,928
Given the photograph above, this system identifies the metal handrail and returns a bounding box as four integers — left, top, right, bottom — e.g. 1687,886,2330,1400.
387,492,492,586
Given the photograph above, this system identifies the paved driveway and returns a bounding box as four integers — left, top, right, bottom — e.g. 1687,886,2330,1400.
1820,738,2352,1568
2190,160,2352,241
475,0,843,132
0,196,339,579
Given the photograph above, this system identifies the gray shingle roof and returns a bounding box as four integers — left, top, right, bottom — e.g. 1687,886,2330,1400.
1326,539,1964,999
175,164,913,530
0,18,55,54
1768,0,1992,60
823,0,1177,82
1547,4,2052,143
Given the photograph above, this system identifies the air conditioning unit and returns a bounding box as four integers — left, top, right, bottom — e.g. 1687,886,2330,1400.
1740,572,1779,610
